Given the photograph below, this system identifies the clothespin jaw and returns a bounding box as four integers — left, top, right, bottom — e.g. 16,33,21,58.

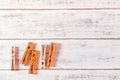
47,43,56,67
20,42,33,65
11,46,17,71
40,45,46,69
29,50,37,74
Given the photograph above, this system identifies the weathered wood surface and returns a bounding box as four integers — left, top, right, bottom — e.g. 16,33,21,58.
1,0,120,79
0,10,120,39
0,0,120,9
0,40,120,69
0,70,120,80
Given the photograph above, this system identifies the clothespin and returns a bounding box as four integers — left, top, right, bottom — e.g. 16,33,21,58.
47,43,56,67
11,46,17,71
20,42,33,65
29,50,37,74
40,45,46,69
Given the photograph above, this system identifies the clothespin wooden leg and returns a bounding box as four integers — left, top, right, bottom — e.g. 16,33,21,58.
11,46,17,71
29,50,37,74
47,43,56,67
40,45,46,69
20,42,33,65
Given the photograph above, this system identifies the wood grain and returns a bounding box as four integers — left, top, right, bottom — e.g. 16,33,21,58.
0,40,120,69
0,70,120,80
0,0,120,80
0,0,120,9
0,10,120,39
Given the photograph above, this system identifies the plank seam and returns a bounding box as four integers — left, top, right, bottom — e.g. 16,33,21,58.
1,38,120,40
0,8,120,10
1,68,120,71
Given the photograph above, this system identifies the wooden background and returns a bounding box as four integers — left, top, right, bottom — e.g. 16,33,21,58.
0,0,120,80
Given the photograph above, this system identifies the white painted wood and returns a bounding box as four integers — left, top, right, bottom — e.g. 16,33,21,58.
0,0,120,9
0,70,120,80
0,10,120,39
0,40,120,69
0,0,120,79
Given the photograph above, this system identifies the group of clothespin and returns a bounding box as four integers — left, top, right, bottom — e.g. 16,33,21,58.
11,42,56,74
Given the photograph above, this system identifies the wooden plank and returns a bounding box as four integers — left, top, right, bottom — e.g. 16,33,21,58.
0,0,120,9
0,10,120,39
0,40,120,69
0,70,120,80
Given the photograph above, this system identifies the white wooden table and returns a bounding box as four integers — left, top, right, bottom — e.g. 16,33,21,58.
0,0,120,80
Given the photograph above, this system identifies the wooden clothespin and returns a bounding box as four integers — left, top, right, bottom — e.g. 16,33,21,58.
40,45,46,69
47,43,56,67
20,42,33,65
11,46,17,71
29,50,37,74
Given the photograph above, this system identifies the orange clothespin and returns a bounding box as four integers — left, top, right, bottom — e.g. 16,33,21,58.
29,50,37,74
47,43,56,67
20,42,33,65
11,46,17,71
40,45,46,69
